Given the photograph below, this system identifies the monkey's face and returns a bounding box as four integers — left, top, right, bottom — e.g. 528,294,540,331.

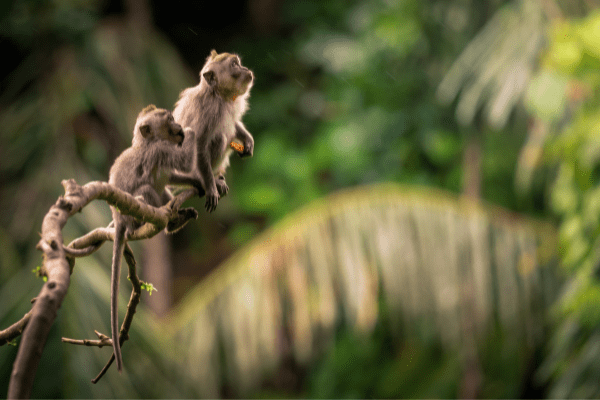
137,108,185,147
165,114,185,146
202,51,254,100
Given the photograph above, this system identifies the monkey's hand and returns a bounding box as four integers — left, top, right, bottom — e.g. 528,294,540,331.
234,122,254,158
239,136,254,158
216,175,229,197
205,185,219,213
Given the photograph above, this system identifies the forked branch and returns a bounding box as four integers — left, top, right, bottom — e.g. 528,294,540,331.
5,179,199,399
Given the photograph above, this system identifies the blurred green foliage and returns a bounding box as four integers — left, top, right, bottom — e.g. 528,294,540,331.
0,0,589,397
304,319,536,399
225,0,532,229
171,181,556,398
306,318,461,399
525,9,600,398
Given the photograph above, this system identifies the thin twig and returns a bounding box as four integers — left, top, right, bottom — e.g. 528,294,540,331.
0,309,34,346
92,244,142,384
61,330,112,347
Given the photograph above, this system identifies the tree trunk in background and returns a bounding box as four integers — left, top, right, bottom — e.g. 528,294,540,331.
459,132,482,399
142,233,172,317
462,134,481,200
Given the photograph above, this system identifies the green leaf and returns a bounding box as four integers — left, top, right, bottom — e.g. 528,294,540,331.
140,281,158,295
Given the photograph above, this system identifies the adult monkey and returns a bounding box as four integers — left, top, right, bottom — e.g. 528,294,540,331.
171,50,254,212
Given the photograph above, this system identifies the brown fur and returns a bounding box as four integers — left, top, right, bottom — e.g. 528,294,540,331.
172,50,254,212
108,106,185,372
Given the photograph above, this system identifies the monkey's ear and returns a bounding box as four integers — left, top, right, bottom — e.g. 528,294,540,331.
140,124,151,138
203,70,217,87
205,50,218,64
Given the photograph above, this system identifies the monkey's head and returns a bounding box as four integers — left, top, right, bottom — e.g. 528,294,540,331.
133,105,185,147
200,50,254,101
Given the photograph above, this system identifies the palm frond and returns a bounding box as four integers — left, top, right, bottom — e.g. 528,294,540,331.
437,0,547,129
169,183,559,396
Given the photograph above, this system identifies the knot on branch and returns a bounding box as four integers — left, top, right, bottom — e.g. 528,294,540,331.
57,197,73,212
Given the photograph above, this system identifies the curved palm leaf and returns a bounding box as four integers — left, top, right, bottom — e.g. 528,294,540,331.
169,183,559,397
437,0,547,130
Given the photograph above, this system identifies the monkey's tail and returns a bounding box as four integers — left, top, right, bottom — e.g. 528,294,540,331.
111,221,126,372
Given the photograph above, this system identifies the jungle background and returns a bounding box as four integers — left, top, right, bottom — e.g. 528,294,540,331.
1,0,600,397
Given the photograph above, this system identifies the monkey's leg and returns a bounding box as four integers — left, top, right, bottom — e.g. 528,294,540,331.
134,184,162,207
166,208,198,234
169,171,206,197
198,132,224,212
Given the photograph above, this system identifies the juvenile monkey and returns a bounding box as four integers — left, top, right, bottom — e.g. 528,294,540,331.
171,50,254,212
108,105,186,372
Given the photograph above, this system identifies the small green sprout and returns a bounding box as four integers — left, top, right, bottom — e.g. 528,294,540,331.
140,281,158,296
31,266,48,282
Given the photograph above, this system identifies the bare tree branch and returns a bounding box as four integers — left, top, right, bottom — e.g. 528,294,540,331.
6,180,199,399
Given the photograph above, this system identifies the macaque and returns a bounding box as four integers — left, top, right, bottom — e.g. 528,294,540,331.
171,50,254,212
108,105,185,371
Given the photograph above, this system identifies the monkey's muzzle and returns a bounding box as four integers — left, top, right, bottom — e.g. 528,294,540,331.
244,70,254,84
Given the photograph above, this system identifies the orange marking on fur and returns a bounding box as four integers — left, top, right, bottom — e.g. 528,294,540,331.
230,142,244,153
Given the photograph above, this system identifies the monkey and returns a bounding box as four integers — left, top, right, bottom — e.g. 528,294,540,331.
171,49,254,213
107,105,186,372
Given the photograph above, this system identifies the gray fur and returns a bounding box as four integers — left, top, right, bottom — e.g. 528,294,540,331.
172,50,254,212
108,106,185,372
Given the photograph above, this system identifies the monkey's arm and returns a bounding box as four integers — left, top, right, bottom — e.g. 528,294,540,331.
234,121,254,158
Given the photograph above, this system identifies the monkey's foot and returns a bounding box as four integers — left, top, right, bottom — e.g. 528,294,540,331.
166,207,198,233
205,190,219,213
216,178,229,197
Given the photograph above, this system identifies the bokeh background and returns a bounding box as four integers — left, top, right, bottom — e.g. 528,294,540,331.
1,0,600,397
